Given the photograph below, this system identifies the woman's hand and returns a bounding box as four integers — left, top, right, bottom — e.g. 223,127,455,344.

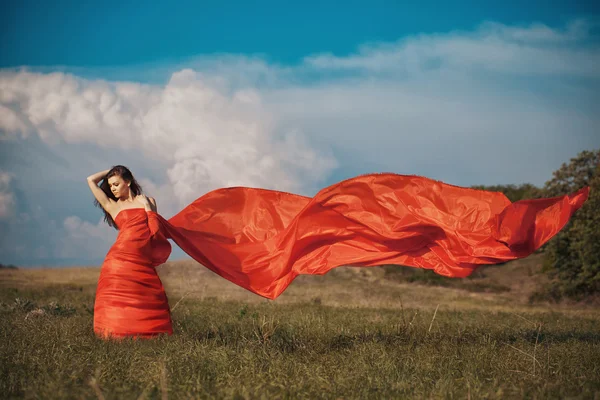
136,194,157,212
86,169,111,184
136,194,151,210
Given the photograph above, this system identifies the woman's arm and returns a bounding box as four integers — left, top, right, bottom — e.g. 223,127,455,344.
86,169,113,210
149,197,157,212
138,195,161,235
87,169,110,184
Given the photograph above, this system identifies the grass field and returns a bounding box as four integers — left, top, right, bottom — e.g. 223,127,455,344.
1,254,599,399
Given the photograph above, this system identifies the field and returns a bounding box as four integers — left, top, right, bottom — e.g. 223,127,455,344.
1,254,599,399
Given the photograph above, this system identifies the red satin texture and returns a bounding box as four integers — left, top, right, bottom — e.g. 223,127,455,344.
94,173,589,339
94,210,172,339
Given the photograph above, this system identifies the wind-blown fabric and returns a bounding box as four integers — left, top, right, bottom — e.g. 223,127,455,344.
162,173,589,299
93,173,589,338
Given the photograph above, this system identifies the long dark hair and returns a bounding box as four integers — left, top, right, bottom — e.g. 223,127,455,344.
94,165,144,229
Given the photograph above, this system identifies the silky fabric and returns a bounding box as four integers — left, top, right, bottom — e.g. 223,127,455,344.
161,173,589,300
94,172,589,338
94,209,173,339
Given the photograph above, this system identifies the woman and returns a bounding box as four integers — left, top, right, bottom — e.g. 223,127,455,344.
88,165,589,340
87,166,173,339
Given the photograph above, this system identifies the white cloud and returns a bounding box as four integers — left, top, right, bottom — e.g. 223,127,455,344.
136,177,180,218
59,215,115,259
304,19,600,78
0,171,16,219
0,105,31,139
480,19,594,43
0,18,599,267
0,68,337,202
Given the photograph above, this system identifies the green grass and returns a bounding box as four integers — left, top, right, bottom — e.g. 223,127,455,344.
1,262,599,399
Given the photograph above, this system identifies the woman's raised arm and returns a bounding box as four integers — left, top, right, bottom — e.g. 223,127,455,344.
86,169,112,210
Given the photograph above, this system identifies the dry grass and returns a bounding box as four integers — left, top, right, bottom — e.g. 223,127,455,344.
1,256,599,398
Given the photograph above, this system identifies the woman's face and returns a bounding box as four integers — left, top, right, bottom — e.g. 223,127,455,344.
108,175,129,199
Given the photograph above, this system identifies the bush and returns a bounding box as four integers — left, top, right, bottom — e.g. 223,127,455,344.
542,150,600,300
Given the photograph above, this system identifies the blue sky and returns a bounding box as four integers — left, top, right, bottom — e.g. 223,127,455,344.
1,1,599,267
3,0,599,68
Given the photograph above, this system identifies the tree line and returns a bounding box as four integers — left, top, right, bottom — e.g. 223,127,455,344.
473,149,599,300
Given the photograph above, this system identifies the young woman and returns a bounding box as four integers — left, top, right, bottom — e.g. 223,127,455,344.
87,166,172,339
87,165,589,340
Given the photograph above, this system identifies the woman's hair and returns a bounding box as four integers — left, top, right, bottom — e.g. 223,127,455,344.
94,165,144,229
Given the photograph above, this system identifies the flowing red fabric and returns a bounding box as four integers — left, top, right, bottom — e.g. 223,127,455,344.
94,209,173,339
94,173,589,338
163,173,589,298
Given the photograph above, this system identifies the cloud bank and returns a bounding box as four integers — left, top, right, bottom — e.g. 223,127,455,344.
1,19,599,267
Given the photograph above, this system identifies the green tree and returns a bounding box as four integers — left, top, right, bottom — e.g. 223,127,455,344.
470,183,543,202
542,149,600,300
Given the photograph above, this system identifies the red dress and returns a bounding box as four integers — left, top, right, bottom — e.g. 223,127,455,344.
94,173,589,339
94,208,173,339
